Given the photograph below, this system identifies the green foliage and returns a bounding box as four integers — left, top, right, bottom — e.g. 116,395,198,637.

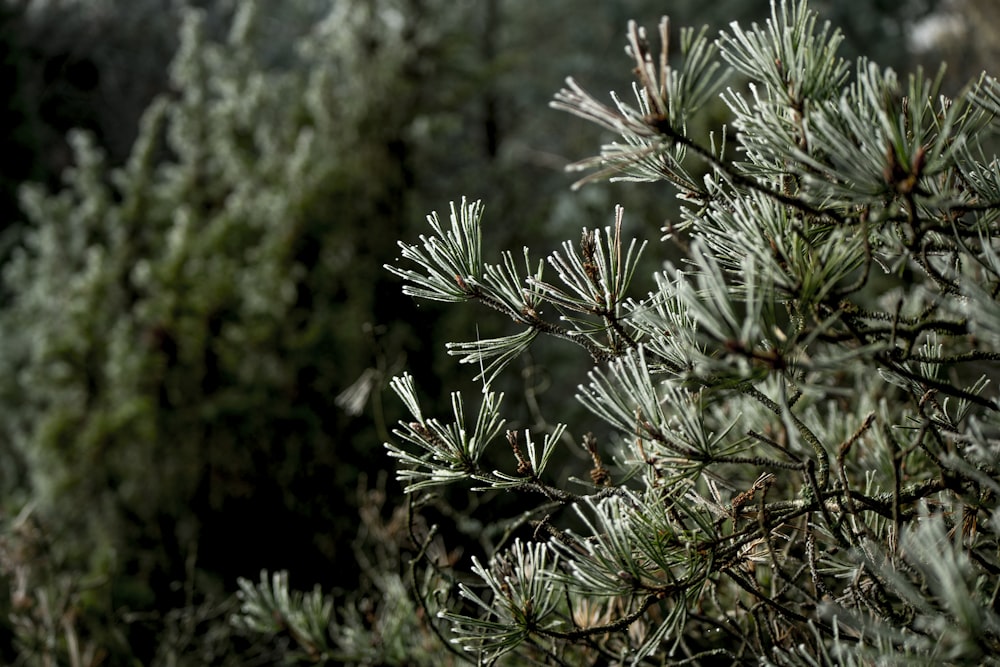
334,0,1000,663
234,474,461,666
0,0,456,662
234,571,335,660
0,0,984,665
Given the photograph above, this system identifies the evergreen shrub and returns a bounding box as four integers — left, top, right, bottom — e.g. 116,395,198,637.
240,1,1000,664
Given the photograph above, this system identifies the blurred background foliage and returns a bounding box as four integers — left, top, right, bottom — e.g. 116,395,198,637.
0,0,993,663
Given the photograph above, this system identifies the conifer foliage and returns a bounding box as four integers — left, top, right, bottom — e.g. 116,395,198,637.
243,0,1000,663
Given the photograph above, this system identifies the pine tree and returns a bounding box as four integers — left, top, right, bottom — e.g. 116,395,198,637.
238,0,1000,663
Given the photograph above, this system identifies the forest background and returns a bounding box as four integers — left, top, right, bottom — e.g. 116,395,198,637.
0,0,997,663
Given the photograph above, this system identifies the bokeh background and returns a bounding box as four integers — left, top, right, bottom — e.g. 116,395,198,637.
0,0,995,662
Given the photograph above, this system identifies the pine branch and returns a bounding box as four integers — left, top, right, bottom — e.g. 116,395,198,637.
380,1,1000,663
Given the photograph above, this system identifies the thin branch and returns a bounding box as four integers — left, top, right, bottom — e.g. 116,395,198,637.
533,593,663,641
406,497,471,664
